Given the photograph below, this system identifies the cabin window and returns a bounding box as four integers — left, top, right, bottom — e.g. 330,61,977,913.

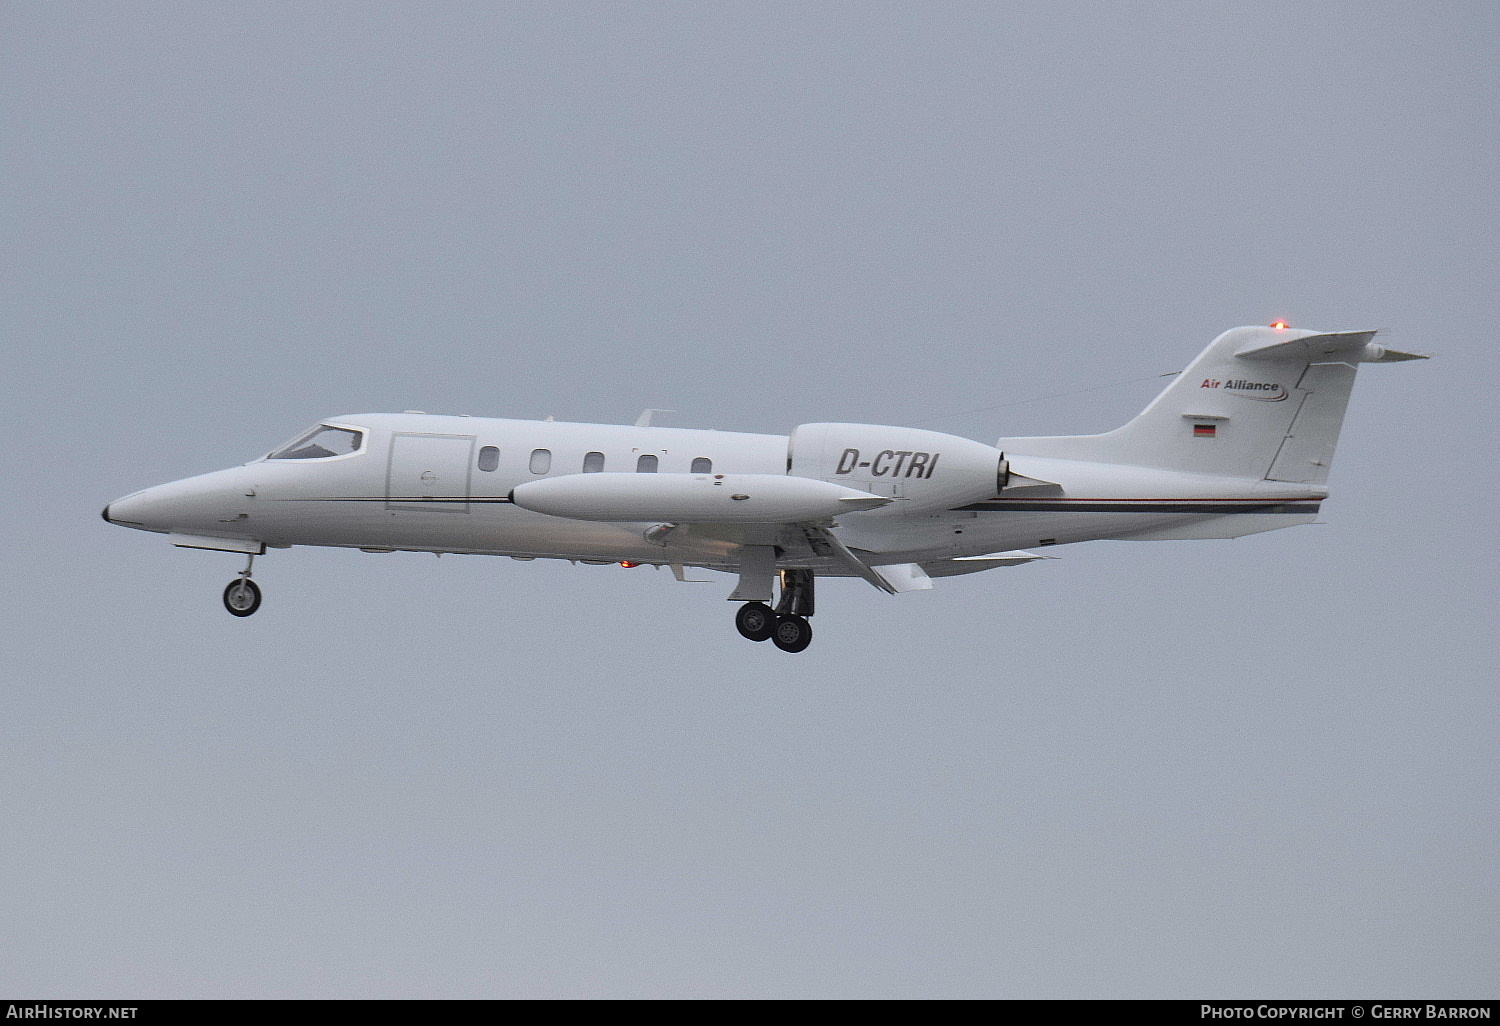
691,457,712,474
529,448,552,474
477,446,500,472
636,454,659,473
583,451,605,473
269,424,364,460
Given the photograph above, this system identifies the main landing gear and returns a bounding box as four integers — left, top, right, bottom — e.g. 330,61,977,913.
735,568,815,653
222,554,262,617
734,601,777,641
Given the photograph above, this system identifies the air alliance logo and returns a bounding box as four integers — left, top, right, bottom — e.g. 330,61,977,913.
1201,377,1289,402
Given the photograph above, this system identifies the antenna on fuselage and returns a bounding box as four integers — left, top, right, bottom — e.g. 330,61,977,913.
634,409,676,427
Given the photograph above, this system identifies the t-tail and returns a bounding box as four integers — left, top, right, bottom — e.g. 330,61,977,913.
1000,324,1426,484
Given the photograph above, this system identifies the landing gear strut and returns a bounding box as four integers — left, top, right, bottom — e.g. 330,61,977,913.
222,554,261,617
735,568,815,652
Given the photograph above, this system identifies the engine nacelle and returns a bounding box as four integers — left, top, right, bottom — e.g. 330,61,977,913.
788,423,1009,513
510,472,892,523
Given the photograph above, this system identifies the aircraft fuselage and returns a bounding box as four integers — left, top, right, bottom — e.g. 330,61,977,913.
104,412,1323,570
102,324,1423,650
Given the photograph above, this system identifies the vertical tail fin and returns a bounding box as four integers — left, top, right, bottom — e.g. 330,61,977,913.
1002,325,1425,482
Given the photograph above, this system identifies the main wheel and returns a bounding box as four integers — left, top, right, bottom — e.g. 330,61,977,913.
735,601,775,642
771,614,812,653
223,579,262,617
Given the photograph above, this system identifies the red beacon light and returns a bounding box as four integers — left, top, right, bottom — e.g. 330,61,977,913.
1270,320,1290,329
620,561,641,569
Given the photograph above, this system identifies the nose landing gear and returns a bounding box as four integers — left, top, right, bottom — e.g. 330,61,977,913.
222,554,262,617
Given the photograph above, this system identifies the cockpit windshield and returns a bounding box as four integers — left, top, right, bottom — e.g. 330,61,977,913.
268,424,364,460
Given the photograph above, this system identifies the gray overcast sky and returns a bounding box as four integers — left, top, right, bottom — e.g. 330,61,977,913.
3,0,1496,999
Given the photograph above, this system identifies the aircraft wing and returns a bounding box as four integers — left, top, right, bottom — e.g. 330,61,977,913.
512,470,1051,596
796,527,1051,592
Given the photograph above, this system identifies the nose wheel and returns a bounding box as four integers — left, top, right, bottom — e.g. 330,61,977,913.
222,553,262,617
223,579,262,616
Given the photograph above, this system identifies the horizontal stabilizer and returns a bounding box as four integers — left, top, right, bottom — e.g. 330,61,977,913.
1232,330,1426,363
1234,329,1374,359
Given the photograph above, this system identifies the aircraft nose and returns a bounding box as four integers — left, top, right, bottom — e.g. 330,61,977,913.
103,467,255,534
103,487,160,528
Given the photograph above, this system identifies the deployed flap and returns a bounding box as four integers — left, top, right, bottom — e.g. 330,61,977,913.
727,544,777,602
800,525,898,595
873,563,934,593
922,550,1054,578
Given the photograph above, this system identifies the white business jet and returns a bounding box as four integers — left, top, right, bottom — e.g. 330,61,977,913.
104,324,1424,651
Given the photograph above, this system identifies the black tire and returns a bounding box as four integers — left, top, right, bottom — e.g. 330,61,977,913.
735,601,775,642
771,614,812,653
223,579,262,617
